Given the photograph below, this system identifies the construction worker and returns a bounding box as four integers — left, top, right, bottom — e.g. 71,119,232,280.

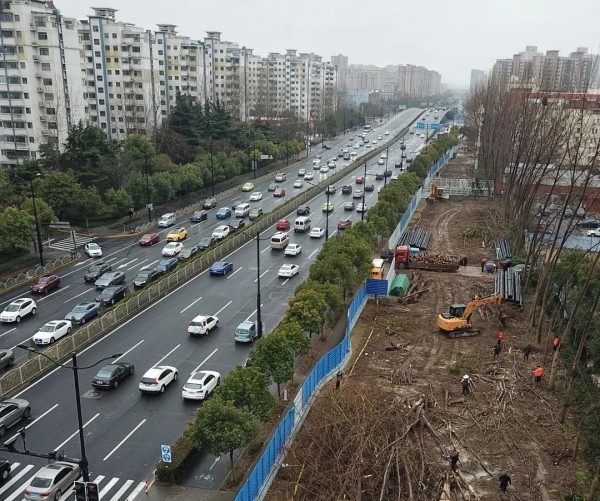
480,258,488,273
461,375,471,396
493,343,502,358
524,345,532,360
499,311,507,327
450,449,461,471
335,371,343,390
533,365,544,383
499,473,512,493
498,330,504,343
553,336,560,352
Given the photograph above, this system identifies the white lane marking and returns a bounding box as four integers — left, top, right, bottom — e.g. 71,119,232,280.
126,482,148,501
35,285,71,302
330,230,338,238
64,289,90,303
113,339,145,363
118,258,139,269
4,472,38,501
214,300,232,317
111,258,128,266
253,269,270,283
109,479,134,501
308,248,319,259
180,296,203,314
0,464,33,496
260,245,271,254
192,348,219,374
92,474,105,485
75,258,93,267
99,477,120,498
140,259,159,271
0,328,16,339
104,257,118,263
128,258,148,271
226,267,243,279
245,305,262,322
282,278,290,286
54,412,100,451
155,344,181,366
103,419,147,461
0,291,29,307
7,403,59,442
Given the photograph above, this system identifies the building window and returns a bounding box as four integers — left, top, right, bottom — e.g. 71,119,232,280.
41,63,51,71
112,33,117,39
46,108,56,115
94,39,100,45
43,78,52,86
38,32,48,40
44,93,53,100
39,47,49,55
93,26,99,32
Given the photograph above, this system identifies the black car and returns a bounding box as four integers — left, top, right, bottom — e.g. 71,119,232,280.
341,185,352,195
179,245,200,261
365,184,375,192
394,162,402,169
384,170,392,178
326,185,336,195
322,144,331,150
191,210,208,223
92,362,135,389
406,158,413,164
576,218,600,229
84,262,112,283
95,285,128,306
267,182,277,191
229,219,246,233
297,205,310,215
198,236,217,250
133,270,160,289
0,457,10,482
344,202,356,211
94,271,126,290
156,258,179,274
203,198,217,210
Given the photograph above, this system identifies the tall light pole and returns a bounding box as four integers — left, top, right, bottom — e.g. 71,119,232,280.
361,161,367,221
14,173,44,266
255,231,263,339
400,138,406,172
144,157,152,223
305,179,331,241
384,146,389,188
16,345,121,482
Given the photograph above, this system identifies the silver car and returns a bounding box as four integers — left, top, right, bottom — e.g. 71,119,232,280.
24,461,80,500
0,398,31,437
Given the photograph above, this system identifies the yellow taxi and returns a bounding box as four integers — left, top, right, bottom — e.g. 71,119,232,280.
322,202,334,213
166,227,188,242
242,182,255,192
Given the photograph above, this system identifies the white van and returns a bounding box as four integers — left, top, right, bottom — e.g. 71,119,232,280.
294,216,311,233
312,158,321,166
157,213,176,227
234,203,250,218
270,232,290,250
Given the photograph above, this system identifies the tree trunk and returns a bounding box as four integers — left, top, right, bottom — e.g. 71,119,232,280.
276,382,281,399
229,450,235,482
587,462,600,501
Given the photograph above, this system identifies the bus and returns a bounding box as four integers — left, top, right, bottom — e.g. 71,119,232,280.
363,124,372,133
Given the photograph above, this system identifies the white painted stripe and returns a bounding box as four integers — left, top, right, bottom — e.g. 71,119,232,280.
75,258,92,267
226,267,243,279
54,412,100,451
128,258,148,271
0,464,33,496
99,477,120,498
192,348,219,374
0,291,29,307
0,328,16,339
64,289,90,303
92,474,105,485
111,258,128,266
35,285,70,302
108,479,134,501
282,278,290,286
245,305,263,322
253,269,269,283
214,300,232,317
103,419,146,461
125,481,148,500
113,339,144,363
139,259,159,271
7,403,59,442
260,245,270,254
155,344,180,367
308,248,319,259
180,296,203,315
4,472,37,501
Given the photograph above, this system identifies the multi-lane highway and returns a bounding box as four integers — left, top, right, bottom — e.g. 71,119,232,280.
0,108,444,500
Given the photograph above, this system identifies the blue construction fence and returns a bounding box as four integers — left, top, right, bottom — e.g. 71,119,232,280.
235,282,369,501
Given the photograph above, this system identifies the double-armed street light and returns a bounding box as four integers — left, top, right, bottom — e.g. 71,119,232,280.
304,179,332,241
15,345,122,482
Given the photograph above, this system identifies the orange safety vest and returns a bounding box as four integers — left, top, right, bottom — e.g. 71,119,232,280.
553,337,559,347
533,367,544,378
498,331,504,341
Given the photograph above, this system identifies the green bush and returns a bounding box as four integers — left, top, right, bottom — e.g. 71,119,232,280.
155,425,197,484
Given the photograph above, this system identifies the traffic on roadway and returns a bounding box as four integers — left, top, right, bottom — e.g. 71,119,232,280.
0,108,446,499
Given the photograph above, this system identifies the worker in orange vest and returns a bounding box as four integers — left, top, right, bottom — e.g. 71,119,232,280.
533,365,544,383
553,336,560,352
498,330,504,343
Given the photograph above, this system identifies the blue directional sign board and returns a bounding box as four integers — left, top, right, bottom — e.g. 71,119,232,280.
416,122,425,129
161,444,172,463
430,123,443,130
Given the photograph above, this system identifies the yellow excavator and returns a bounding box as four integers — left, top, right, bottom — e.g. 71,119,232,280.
437,292,503,338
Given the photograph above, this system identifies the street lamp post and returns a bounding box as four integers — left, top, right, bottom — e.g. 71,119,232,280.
16,346,121,482
210,136,215,197
144,158,152,223
400,138,406,172
255,231,263,339
304,179,331,241
384,146,389,188
14,173,44,266
361,161,367,221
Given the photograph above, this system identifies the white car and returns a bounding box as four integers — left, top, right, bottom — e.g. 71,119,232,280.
278,264,300,278
378,158,385,165
587,229,600,237
187,314,219,336
372,140,378,145
284,243,302,256
33,320,72,345
385,131,390,135
298,168,306,176
420,134,425,139
320,166,329,174
212,225,231,240
350,151,357,156
380,153,387,159
309,227,325,238
327,161,336,168
84,242,103,257
249,191,263,201
294,180,303,188
365,143,371,148
354,144,360,149
304,172,314,181
353,190,363,199
357,203,368,213
0,298,37,323
139,365,178,393
182,370,221,400
162,242,183,257
377,135,382,140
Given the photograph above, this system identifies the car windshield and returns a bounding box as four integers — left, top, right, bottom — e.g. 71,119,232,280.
185,383,202,389
200,238,211,244
89,265,103,272
39,324,56,332
30,477,53,488
37,277,49,284
88,243,99,249
136,272,149,280
158,261,170,266
5,304,21,312
73,305,90,313
96,370,113,378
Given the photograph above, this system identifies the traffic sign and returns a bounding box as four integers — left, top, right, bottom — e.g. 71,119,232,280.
161,444,172,463
74,481,87,501
48,221,71,229
86,482,100,501
416,122,425,129
430,123,443,130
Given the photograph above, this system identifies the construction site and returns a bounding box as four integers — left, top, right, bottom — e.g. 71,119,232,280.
266,152,584,500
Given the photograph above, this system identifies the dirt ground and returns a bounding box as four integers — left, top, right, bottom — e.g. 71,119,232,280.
267,156,584,500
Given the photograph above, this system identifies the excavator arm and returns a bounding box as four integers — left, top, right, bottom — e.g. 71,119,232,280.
462,293,502,323
437,292,502,337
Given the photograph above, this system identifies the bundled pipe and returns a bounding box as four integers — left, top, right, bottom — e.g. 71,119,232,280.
398,228,431,250
494,238,512,260
494,264,523,306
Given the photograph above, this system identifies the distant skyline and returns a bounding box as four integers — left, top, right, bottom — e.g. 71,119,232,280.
55,0,600,87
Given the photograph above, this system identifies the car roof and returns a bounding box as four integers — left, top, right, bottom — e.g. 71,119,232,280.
145,365,176,375
76,302,97,307
188,370,219,383
191,314,209,322
11,298,32,305
44,320,63,326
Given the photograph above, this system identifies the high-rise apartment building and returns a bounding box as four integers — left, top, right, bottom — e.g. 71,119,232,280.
470,69,485,92
0,3,337,167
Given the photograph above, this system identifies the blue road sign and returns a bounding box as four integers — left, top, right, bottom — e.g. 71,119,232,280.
161,444,172,463
416,122,425,129
430,123,443,130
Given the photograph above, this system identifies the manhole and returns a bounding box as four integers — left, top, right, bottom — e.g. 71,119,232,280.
82,389,104,399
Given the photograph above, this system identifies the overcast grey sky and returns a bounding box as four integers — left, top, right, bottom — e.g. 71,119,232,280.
55,0,599,87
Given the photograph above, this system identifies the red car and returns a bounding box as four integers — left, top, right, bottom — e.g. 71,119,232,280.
337,218,352,230
139,233,160,246
276,219,290,230
274,188,286,197
375,173,384,180
30,274,61,294
355,177,365,184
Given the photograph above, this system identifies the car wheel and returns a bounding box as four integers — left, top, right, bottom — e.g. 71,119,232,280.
110,299,114,305
50,337,55,344
23,407,31,418
0,468,8,481
0,426,5,437
54,490,61,501
160,385,165,393
80,317,86,324
7,357,14,366
217,377,221,386
67,327,72,334
173,372,178,381
31,308,36,315
114,381,119,388
43,288,48,294
15,316,21,323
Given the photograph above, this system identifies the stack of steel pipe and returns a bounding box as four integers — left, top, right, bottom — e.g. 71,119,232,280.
398,228,431,250
494,238,512,260
494,264,523,306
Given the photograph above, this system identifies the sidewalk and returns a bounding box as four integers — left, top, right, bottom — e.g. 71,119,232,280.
140,484,235,501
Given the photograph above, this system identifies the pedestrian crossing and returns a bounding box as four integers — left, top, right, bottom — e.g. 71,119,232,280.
0,462,147,500
48,235,97,252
